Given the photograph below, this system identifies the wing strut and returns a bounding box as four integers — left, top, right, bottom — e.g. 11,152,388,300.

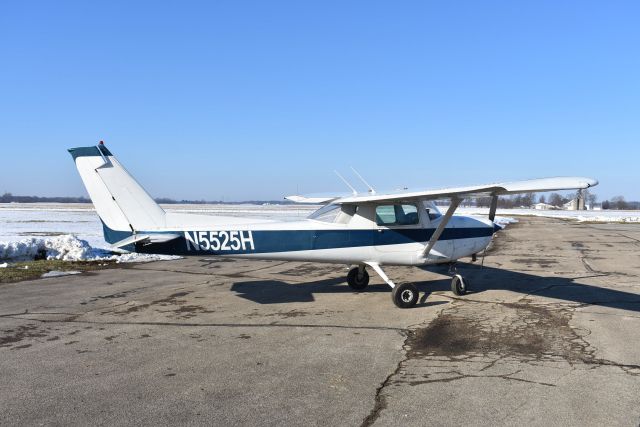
489,195,498,221
422,197,461,258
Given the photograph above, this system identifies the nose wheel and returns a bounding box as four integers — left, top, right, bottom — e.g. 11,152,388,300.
451,274,468,296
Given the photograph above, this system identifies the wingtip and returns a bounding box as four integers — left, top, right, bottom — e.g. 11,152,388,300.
584,177,599,188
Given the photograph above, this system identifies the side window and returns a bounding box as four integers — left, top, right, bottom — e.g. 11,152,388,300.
396,204,418,225
375,205,396,225
375,204,419,226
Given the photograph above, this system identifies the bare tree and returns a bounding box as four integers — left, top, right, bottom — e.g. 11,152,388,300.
611,196,628,210
548,193,564,207
476,196,493,208
538,194,546,204
497,196,517,209
519,192,535,208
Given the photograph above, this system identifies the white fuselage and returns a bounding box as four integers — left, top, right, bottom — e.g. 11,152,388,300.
129,202,497,267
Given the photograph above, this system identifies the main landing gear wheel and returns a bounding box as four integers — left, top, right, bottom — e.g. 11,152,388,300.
451,274,468,296
392,283,419,308
347,267,369,291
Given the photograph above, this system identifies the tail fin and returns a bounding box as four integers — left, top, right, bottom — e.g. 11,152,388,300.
68,143,166,243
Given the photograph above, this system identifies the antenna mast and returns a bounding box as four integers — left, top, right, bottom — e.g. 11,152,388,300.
334,171,358,195
350,167,376,194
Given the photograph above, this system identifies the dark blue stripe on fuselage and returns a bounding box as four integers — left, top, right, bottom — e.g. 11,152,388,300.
131,227,495,256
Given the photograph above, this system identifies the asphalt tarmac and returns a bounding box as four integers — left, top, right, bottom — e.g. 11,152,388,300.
1,217,639,426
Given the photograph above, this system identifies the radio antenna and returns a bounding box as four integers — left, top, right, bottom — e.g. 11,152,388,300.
350,167,376,194
334,170,358,195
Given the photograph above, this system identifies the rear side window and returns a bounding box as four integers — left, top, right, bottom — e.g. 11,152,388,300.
375,204,419,226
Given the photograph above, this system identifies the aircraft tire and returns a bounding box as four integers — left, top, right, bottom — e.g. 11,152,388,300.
347,267,369,291
392,283,419,308
451,274,467,296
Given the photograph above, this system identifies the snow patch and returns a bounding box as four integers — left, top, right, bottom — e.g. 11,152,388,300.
494,216,518,227
114,253,182,263
0,235,181,263
0,262,7,268
41,270,81,278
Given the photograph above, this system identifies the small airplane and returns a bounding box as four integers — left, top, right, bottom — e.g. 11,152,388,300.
69,142,598,308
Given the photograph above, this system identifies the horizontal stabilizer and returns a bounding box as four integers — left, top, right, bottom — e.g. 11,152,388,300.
111,233,181,249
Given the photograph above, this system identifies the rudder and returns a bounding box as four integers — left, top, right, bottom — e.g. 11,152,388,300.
68,143,166,243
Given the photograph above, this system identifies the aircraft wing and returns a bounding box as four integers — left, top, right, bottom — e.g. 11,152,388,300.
284,195,340,204
330,176,598,204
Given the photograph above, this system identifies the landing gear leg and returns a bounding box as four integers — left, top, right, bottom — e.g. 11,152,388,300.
366,262,419,308
347,265,369,291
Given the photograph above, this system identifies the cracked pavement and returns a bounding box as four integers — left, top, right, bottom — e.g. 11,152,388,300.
1,217,639,426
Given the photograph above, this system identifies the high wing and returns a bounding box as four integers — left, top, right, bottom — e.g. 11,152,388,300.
284,195,340,204
286,177,598,204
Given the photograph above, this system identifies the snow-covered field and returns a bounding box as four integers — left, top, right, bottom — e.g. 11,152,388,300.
0,203,637,262
0,203,316,262
456,207,640,223
0,203,315,249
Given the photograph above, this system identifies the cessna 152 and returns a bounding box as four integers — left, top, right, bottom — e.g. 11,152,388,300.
69,143,598,308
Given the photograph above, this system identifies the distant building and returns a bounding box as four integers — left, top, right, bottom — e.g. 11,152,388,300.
564,191,587,211
534,202,556,210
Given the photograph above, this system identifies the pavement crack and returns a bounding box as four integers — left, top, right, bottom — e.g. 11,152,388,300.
0,314,405,332
360,330,410,427
407,370,556,387
582,359,640,376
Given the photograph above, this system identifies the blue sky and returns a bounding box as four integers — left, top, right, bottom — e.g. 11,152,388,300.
1,1,638,201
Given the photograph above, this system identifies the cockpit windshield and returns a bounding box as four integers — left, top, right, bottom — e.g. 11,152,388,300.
423,201,442,220
308,204,341,223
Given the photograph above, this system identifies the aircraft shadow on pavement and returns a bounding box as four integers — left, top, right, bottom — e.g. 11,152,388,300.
231,263,640,312
419,263,640,313
230,277,445,308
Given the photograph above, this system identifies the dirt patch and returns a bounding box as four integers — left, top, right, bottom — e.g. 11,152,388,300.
244,309,342,319
168,305,215,319
108,290,216,319
511,258,559,268
279,264,341,278
407,301,591,363
0,324,48,347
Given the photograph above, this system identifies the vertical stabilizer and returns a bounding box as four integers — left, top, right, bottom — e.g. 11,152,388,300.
68,143,166,237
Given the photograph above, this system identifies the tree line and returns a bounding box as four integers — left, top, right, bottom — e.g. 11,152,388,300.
475,191,638,210
0,192,91,203
2,192,638,209
0,193,294,206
